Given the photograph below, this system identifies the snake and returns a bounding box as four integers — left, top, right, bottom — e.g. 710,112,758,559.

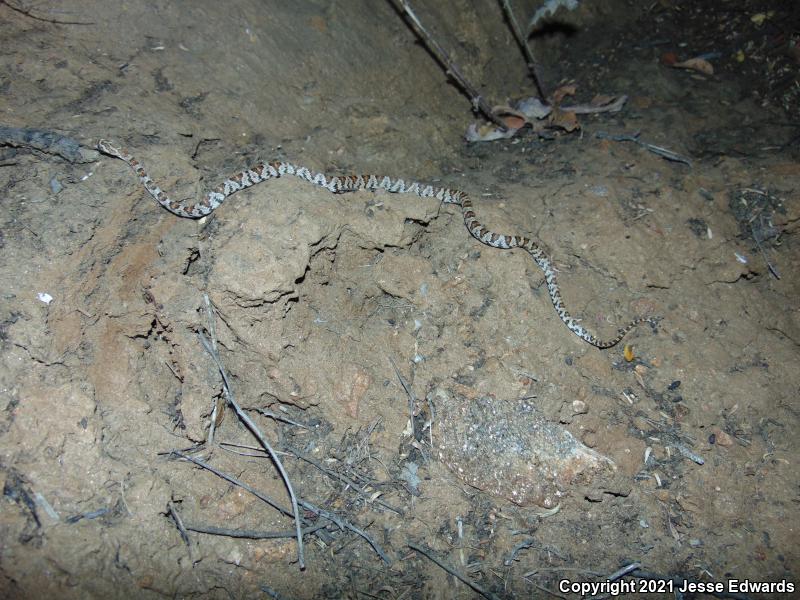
97,139,656,348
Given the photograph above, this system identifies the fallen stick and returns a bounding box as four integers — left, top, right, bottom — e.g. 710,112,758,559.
196,328,306,570
408,542,501,600
500,0,547,99
390,0,507,130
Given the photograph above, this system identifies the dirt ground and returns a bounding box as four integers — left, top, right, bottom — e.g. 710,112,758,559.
1,0,798,598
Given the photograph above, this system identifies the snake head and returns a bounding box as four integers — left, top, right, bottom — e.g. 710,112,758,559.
97,139,123,158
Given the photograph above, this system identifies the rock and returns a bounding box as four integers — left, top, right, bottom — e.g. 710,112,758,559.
332,364,371,419
431,387,616,508
711,426,734,447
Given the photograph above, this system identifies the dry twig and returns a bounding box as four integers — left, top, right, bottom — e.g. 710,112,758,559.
595,130,692,166
169,450,391,564
500,0,547,99
408,543,501,600
300,498,392,565
170,450,294,518
390,0,507,130
167,502,191,546
0,0,94,25
202,294,222,445
197,329,305,568
183,522,329,540
285,445,404,516
388,355,417,440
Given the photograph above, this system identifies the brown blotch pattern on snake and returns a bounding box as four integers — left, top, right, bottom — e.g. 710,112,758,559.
96,138,657,348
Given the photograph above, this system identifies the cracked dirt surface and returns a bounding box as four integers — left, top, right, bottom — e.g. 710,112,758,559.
1,0,798,598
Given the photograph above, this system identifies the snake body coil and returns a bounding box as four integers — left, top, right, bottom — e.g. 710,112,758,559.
97,139,655,348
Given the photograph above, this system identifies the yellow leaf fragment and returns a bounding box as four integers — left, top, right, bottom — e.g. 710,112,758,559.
624,344,635,362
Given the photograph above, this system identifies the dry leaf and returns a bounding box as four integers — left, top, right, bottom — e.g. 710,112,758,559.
673,57,714,75
502,114,526,129
563,95,628,114
661,52,678,66
515,97,552,119
591,94,615,106
551,84,577,104
491,106,528,130
548,108,579,132
464,121,518,142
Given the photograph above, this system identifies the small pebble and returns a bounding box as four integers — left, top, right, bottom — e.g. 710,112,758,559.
49,176,63,194
572,400,587,415
668,380,681,391
711,427,734,447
